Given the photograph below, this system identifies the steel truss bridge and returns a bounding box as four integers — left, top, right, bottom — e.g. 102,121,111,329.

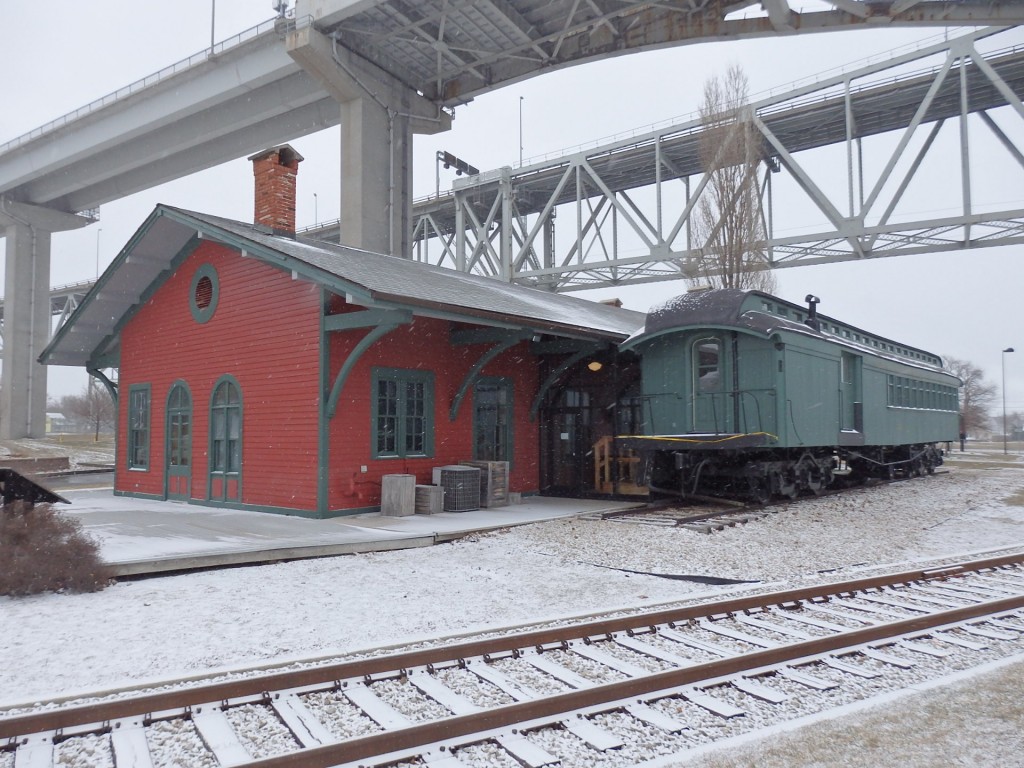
0,281,93,353
364,28,1024,291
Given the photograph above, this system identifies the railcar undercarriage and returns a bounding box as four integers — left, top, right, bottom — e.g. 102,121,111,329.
641,442,945,503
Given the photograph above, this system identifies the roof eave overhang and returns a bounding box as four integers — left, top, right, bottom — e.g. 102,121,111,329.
365,290,634,342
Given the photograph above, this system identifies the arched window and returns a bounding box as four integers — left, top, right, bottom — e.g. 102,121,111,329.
209,377,242,501
166,383,192,469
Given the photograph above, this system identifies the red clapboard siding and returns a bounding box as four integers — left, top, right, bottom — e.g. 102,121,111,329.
326,314,540,511
117,241,322,510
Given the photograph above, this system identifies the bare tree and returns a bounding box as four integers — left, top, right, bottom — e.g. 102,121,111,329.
690,65,776,293
944,356,997,437
58,381,115,441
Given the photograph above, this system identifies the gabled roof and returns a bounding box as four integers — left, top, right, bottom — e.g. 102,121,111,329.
42,205,645,367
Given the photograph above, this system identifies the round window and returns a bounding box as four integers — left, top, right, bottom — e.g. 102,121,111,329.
190,264,219,323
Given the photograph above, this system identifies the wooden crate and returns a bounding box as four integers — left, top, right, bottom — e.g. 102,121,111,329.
459,460,510,507
381,474,416,516
414,484,444,515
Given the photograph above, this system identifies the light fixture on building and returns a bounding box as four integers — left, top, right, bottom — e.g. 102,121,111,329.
587,361,603,372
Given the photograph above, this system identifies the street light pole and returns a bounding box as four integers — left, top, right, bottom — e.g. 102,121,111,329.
1003,347,1015,455
519,96,524,166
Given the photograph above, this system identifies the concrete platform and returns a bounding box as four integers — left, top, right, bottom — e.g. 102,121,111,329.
60,488,644,577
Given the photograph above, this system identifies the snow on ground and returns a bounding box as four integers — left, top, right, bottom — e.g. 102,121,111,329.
1,448,1023,764
0,436,115,470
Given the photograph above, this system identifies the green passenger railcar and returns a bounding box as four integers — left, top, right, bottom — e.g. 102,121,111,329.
619,289,960,500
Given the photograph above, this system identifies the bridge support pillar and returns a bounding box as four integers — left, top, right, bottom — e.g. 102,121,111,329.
0,198,92,439
287,23,450,255
1,223,52,439
339,96,414,256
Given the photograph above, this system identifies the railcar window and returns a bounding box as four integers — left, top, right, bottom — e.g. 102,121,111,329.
694,338,722,393
887,376,957,411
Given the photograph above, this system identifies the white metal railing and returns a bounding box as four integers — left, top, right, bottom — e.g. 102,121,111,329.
0,16,284,155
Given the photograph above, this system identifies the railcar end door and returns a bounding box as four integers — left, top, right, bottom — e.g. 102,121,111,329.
692,337,728,434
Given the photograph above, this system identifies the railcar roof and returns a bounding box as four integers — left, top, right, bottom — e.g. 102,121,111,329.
42,205,645,367
627,287,949,372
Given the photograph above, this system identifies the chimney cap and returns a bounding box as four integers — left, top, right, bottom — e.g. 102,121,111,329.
247,144,305,165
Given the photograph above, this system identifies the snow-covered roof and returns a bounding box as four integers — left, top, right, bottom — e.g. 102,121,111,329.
42,206,645,367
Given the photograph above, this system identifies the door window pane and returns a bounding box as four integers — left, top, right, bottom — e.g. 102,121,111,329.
694,339,722,393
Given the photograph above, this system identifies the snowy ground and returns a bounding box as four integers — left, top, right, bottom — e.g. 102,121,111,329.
1,446,1023,765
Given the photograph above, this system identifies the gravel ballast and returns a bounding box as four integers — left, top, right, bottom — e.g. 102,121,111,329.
2,452,1023,766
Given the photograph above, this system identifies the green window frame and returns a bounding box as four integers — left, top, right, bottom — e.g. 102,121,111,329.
372,368,434,459
473,377,513,463
127,384,151,469
210,377,242,474
166,382,192,469
189,263,220,323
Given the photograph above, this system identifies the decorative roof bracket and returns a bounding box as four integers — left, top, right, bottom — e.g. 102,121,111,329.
325,309,412,419
449,331,533,422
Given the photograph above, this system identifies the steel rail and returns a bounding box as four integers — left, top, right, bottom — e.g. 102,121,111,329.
2,551,1022,742
242,593,1024,768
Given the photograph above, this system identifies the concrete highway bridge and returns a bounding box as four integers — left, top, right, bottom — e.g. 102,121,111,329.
1,0,1023,438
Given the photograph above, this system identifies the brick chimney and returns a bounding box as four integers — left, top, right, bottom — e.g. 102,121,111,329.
249,145,304,234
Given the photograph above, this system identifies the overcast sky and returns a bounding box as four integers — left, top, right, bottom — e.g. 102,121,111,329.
1,1,1021,417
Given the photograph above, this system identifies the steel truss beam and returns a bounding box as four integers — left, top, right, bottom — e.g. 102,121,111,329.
407,28,1024,291
321,1,1024,107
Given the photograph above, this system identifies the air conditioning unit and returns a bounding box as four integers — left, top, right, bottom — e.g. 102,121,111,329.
431,465,481,512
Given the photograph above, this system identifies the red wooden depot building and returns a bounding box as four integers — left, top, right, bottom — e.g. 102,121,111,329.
43,147,644,517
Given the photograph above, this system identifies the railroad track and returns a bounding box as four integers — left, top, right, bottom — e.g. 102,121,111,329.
5,553,1024,768
593,474,939,532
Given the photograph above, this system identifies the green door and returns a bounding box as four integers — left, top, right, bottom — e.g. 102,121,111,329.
840,352,862,431
543,389,592,494
692,337,729,433
209,378,242,502
165,384,191,501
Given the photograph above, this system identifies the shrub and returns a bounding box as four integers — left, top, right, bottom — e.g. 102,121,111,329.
0,502,112,596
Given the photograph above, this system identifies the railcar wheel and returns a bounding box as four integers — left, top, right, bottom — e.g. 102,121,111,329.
805,466,825,496
773,470,798,499
747,477,772,505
